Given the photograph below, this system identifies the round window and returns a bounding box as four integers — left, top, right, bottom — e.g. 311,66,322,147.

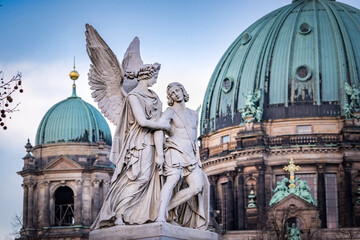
241,32,252,45
299,23,312,35
222,78,233,93
295,65,312,82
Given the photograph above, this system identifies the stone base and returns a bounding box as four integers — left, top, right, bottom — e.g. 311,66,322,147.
89,222,218,240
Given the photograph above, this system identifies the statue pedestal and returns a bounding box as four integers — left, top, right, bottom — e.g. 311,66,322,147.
89,222,218,240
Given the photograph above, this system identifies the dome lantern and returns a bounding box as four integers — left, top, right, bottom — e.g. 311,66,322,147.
69,57,79,97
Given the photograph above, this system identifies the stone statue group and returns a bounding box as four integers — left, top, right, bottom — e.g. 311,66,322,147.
269,177,317,206
85,24,209,230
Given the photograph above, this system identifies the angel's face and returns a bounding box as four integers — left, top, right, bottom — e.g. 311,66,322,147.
147,72,159,87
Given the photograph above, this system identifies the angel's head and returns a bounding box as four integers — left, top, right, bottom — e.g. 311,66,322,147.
125,63,161,87
166,82,189,106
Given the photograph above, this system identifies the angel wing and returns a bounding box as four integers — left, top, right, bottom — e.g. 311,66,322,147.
85,24,126,125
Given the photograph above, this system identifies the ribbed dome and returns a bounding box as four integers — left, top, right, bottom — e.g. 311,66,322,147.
201,0,360,135
35,91,112,146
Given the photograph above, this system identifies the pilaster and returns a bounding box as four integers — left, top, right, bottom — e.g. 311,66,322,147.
22,183,28,227
225,171,236,230
316,164,327,228
255,163,266,227
27,182,35,228
343,161,354,227
92,179,101,222
75,180,83,225
236,167,245,230
39,181,50,227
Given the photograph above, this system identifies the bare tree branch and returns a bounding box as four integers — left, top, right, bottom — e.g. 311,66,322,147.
0,71,23,130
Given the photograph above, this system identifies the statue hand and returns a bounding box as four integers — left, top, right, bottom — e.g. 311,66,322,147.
164,122,171,131
155,153,164,170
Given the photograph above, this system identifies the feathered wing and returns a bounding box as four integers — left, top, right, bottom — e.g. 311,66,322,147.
85,24,126,125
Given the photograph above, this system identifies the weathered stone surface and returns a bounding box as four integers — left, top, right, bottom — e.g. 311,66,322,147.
89,222,218,240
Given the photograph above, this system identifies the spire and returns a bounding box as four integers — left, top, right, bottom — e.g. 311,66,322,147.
69,57,79,97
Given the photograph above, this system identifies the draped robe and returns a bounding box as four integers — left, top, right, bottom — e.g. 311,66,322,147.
91,89,162,229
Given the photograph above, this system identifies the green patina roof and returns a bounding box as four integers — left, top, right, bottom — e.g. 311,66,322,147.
35,86,112,146
201,0,360,135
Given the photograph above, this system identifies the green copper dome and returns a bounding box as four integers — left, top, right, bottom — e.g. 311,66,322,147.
35,86,112,146
201,0,360,135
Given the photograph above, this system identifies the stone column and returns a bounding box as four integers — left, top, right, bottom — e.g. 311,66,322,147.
27,182,35,228
44,181,50,225
255,164,266,227
39,181,50,227
75,180,83,225
236,167,245,230
344,161,354,227
92,180,101,221
82,179,91,226
225,171,235,230
317,164,327,228
209,175,219,213
49,187,55,226
208,175,219,230
22,183,28,228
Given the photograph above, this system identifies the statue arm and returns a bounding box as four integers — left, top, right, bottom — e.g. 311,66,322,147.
154,130,165,171
154,109,172,170
128,95,170,131
192,110,202,167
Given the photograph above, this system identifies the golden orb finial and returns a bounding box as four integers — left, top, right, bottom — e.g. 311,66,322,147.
69,57,79,80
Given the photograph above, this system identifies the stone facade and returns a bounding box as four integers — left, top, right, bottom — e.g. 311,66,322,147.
200,116,360,238
18,139,113,239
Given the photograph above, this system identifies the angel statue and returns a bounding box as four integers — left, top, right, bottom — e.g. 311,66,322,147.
345,82,360,119
241,89,262,123
85,24,170,229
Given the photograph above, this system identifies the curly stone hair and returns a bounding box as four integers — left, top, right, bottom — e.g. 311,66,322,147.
166,82,189,106
124,63,161,81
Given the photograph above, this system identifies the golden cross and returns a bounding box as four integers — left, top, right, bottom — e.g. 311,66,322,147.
283,158,301,188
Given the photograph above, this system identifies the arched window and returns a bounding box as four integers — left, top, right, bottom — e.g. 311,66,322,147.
54,186,74,226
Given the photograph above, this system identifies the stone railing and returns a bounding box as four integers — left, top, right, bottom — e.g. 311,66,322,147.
200,133,341,159
201,142,237,159
266,133,340,146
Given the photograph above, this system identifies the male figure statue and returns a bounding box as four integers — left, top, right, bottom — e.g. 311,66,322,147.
155,82,208,229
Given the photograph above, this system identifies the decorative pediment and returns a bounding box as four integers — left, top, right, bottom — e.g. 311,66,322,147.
270,193,317,210
43,155,83,171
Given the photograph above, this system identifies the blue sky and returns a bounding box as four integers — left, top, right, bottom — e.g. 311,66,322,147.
1,0,360,238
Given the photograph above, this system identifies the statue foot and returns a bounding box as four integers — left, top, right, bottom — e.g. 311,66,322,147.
114,217,125,225
155,216,167,222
